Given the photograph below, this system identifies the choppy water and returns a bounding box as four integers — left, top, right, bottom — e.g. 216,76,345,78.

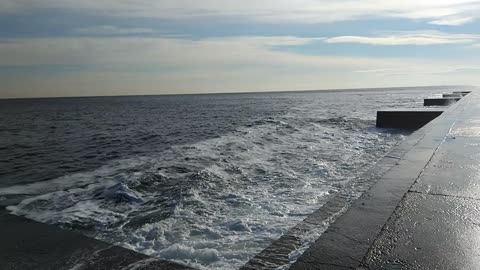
0,87,453,269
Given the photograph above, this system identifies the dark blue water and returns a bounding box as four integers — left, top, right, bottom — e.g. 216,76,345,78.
0,93,299,188
0,87,458,269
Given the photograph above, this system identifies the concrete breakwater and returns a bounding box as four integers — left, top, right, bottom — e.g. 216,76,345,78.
424,97,460,106
292,89,480,269
0,209,193,270
376,109,444,129
0,89,476,270
244,89,476,270
377,91,470,129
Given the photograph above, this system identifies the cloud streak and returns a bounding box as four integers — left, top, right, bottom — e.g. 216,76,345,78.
324,31,480,46
355,66,480,76
74,25,156,36
1,35,479,98
429,16,475,26
2,0,480,25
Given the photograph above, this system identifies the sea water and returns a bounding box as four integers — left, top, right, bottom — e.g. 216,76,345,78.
0,87,455,269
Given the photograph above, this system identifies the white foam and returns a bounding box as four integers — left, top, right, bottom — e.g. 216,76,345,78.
0,157,150,196
157,244,220,264
0,95,408,269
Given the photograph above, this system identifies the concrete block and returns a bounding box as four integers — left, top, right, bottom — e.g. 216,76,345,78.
443,93,463,98
453,91,471,96
424,98,460,106
376,109,443,129
0,211,193,270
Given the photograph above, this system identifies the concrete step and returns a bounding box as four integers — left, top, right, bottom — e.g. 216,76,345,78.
453,91,471,96
424,97,460,106
376,109,444,129
0,210,193,270
443,93,463,98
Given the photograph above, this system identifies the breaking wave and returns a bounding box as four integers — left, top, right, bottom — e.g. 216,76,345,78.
2,88,452,269
0,113,404,269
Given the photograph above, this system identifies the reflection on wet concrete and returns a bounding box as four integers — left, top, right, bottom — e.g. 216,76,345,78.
293,88,480,270
364,192,480,270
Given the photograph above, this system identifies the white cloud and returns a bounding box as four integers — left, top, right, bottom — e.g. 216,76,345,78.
74,25,155,35
1,36,479,98
1,0,480,25
429,16,475,26
355,66,480,76
324,31,480,46
0,36,325,67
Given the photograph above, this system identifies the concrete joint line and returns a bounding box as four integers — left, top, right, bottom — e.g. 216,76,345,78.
408,190,480,202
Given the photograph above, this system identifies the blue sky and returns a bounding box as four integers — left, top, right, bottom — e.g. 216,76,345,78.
1,0,480,98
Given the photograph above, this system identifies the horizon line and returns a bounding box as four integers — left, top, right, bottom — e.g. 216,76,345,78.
0,84,474,100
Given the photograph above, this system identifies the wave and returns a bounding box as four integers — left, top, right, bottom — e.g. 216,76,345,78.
0,110,405,269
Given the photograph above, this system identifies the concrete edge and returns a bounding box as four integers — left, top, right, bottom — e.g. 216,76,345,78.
1,91,471,270
241,133,421,270
0,208,194,269
289,93,469,269
242,95,468,270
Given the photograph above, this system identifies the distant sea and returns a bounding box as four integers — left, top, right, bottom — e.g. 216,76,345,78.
0,87,461,269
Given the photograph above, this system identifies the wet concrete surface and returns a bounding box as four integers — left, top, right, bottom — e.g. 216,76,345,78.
0,209,193,270
361,91,480,270
292,89,480,269
362,192,480,270
411,136,480,199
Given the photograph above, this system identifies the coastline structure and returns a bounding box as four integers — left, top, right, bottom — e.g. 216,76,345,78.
0,89,477,270
291,90,480,269
424,97,460,106
244,90,477,270
376,109,444,129
0,209,193,269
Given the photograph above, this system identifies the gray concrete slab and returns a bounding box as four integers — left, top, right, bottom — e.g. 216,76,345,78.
451,118,480,137
453,91,471,95
361,91,480,269
0,211,193,270
291,119,448,269
292,90,477,270
424,98,459,106
411,136,480,199
376,110,444,129
361,192,480,270
443,93,463,98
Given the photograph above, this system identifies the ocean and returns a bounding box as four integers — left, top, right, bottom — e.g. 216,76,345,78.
0,87,454,269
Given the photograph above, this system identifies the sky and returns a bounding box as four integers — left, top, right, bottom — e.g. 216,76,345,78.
1,1,480,98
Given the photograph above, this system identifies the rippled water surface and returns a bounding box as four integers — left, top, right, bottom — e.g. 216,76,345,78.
0,87,454,269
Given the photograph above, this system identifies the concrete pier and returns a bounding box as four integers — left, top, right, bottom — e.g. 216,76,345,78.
292,89,480,269
443,93,463,98
424,97,460,106
376,109,443,129
0,209,193,269
1,89,478,270
453,91,471,96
